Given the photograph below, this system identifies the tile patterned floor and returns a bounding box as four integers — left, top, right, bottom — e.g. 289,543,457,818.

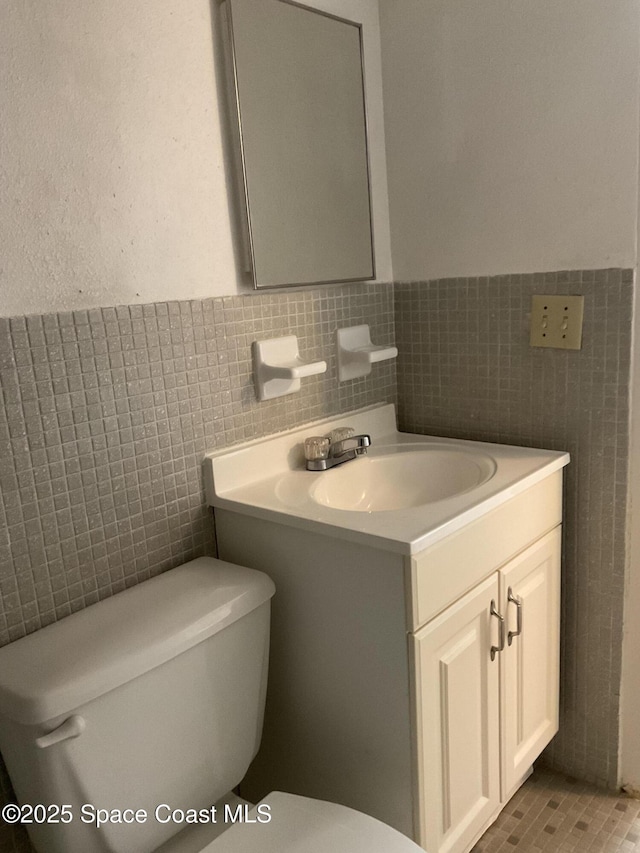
472,767,640,852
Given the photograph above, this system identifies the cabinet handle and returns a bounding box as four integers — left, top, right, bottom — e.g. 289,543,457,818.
490,599,505,661
507,587,523,646
35,715,85,749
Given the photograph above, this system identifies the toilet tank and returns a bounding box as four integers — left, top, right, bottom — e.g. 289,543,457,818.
0,557,275,853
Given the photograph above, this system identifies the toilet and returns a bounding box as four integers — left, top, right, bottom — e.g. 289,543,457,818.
0,557,424,853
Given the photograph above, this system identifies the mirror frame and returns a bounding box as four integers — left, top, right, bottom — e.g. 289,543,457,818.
224,0,377,290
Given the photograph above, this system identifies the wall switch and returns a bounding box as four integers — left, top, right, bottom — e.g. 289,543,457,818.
530,295,584,350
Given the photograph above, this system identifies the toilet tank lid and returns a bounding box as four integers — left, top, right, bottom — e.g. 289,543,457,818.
0,557,275,725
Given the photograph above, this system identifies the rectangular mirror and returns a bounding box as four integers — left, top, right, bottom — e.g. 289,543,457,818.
225,0,376,289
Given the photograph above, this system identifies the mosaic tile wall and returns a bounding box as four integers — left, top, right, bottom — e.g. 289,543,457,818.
395,269,633,790
0,282,396,853
0,270,633,851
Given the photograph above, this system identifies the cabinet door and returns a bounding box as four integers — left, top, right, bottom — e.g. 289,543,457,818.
500,527,561,798
412,573,501,853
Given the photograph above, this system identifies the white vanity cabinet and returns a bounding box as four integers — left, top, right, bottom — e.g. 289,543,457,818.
214,468,562,853
500,528,561,796
413,572,501,853
412,527,561,853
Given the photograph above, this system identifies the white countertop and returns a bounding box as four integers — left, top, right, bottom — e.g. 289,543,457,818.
203,404,569,555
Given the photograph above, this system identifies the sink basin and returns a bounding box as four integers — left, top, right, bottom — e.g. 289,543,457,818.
310,445,497,512
204,403,569,553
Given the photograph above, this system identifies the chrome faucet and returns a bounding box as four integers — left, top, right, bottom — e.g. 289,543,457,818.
304,428,371,471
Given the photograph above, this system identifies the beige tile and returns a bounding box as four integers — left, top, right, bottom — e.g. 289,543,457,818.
475,768,640,853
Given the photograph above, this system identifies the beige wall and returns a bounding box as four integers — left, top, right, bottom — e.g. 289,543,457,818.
379,0,640,280
0,0,392,317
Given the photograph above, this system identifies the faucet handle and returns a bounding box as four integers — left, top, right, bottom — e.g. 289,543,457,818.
304,436,330,462
328,427,355,444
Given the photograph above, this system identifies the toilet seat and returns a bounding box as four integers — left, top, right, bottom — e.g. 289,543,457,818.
204,792,425,853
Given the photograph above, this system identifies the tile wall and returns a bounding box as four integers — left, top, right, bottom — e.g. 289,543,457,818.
0,282,396,853
0,270,634,851
395,268,633,790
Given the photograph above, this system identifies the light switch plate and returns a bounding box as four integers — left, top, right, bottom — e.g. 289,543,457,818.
530,295,584,349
